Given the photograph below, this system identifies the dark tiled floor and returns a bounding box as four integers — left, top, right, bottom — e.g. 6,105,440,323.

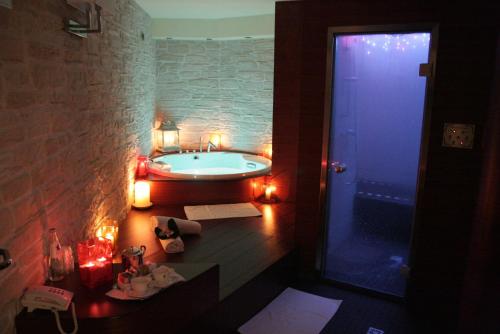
325,235,408,296
325,190,414,296
291,280,424,334
187,279,435,334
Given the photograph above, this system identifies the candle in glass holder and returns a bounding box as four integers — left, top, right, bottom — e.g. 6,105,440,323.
136,155,149,178
96,223,119,252
263,143,272,159
77,238,113,289
264,185,276,201
132,181,152,209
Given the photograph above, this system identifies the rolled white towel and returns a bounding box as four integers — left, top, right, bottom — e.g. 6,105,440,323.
160,237,184,254
151,216,202,236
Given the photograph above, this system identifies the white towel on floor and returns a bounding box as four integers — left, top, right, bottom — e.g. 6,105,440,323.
184,203,261,220
159,237,184,254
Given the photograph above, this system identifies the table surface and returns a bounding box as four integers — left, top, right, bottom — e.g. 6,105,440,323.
43,262,217,319
117,203,295,300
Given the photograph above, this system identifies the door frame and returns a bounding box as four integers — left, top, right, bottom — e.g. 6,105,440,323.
317,23,440,299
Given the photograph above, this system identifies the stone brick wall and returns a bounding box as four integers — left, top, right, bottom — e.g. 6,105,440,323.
0,1,155,332
155,39,274,152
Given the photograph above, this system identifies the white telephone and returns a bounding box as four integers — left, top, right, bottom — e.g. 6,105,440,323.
21,286,78,334
22,286,73,312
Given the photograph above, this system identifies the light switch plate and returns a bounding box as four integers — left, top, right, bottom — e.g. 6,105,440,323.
442,123,475,149
0,0,12,9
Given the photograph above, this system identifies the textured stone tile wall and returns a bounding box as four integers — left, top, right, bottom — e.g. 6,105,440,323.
155,39,274,152
0,1,155,332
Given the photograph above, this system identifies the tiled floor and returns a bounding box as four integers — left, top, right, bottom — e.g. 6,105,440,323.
290,281,427,334
188,279,435,334
325,190,414,296
325,234,408,296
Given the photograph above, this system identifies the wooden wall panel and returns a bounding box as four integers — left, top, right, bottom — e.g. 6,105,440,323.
274,0,499,330
459,33,500,334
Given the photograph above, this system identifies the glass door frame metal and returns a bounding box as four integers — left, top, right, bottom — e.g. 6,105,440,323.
318,23,440,300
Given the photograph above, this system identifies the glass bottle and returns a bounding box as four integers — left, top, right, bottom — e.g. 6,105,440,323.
47,228,65,281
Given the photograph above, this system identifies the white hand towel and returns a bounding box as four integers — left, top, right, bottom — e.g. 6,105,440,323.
151,216,202,235
160,237,184,254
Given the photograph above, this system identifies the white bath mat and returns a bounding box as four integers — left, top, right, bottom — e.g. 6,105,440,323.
184,203,261,220
238,288,342,334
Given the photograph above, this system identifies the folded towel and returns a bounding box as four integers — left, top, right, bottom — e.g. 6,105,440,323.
160,237,184,254
151,216,202,236
148,162,172,176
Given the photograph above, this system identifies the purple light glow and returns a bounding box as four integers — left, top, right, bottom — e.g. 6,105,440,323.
344,33,430,55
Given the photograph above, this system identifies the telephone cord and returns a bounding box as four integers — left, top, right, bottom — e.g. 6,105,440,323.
52,302,78,334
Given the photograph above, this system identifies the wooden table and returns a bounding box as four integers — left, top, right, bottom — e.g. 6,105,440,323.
15,263,219,334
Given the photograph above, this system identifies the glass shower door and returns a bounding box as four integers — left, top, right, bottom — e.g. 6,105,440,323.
323,32,431,297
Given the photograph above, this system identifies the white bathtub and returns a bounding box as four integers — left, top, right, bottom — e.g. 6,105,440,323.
150,152,272,180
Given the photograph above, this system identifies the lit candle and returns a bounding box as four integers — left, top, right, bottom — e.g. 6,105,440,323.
96,224,118,252
104,233,114,247
133,181,152,208
77,238,113,289
136,156,149,178
265,185,276,201
263,144,272,159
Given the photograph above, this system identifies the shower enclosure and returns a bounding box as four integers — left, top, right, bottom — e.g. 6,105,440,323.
322,26,435,297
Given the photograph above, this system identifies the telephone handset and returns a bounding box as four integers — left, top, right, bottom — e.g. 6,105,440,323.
21,286,78,334
22,286,73,312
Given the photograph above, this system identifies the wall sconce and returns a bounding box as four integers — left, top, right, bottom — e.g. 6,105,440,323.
155,121,180,153
132,181,153,209
64,2,103,38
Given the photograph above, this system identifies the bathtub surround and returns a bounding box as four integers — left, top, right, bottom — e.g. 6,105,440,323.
155,38,274,152
0,1,155,332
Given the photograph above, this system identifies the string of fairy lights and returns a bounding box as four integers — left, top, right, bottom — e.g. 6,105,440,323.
350,33,431,55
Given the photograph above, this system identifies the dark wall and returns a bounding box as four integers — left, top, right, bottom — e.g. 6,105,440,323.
459,34,500,334
271,3,303,204
273,0,499,329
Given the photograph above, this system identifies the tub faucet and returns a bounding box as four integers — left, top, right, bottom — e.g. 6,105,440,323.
207,140,217,153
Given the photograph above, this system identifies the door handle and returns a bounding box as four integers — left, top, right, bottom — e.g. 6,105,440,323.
0,248,12,270
331,162,347,173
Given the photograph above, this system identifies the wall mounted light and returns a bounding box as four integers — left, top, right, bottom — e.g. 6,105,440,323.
132,181,153,209
155,121,180,153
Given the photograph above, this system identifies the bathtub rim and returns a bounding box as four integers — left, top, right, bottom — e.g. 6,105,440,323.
148,150,272,181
